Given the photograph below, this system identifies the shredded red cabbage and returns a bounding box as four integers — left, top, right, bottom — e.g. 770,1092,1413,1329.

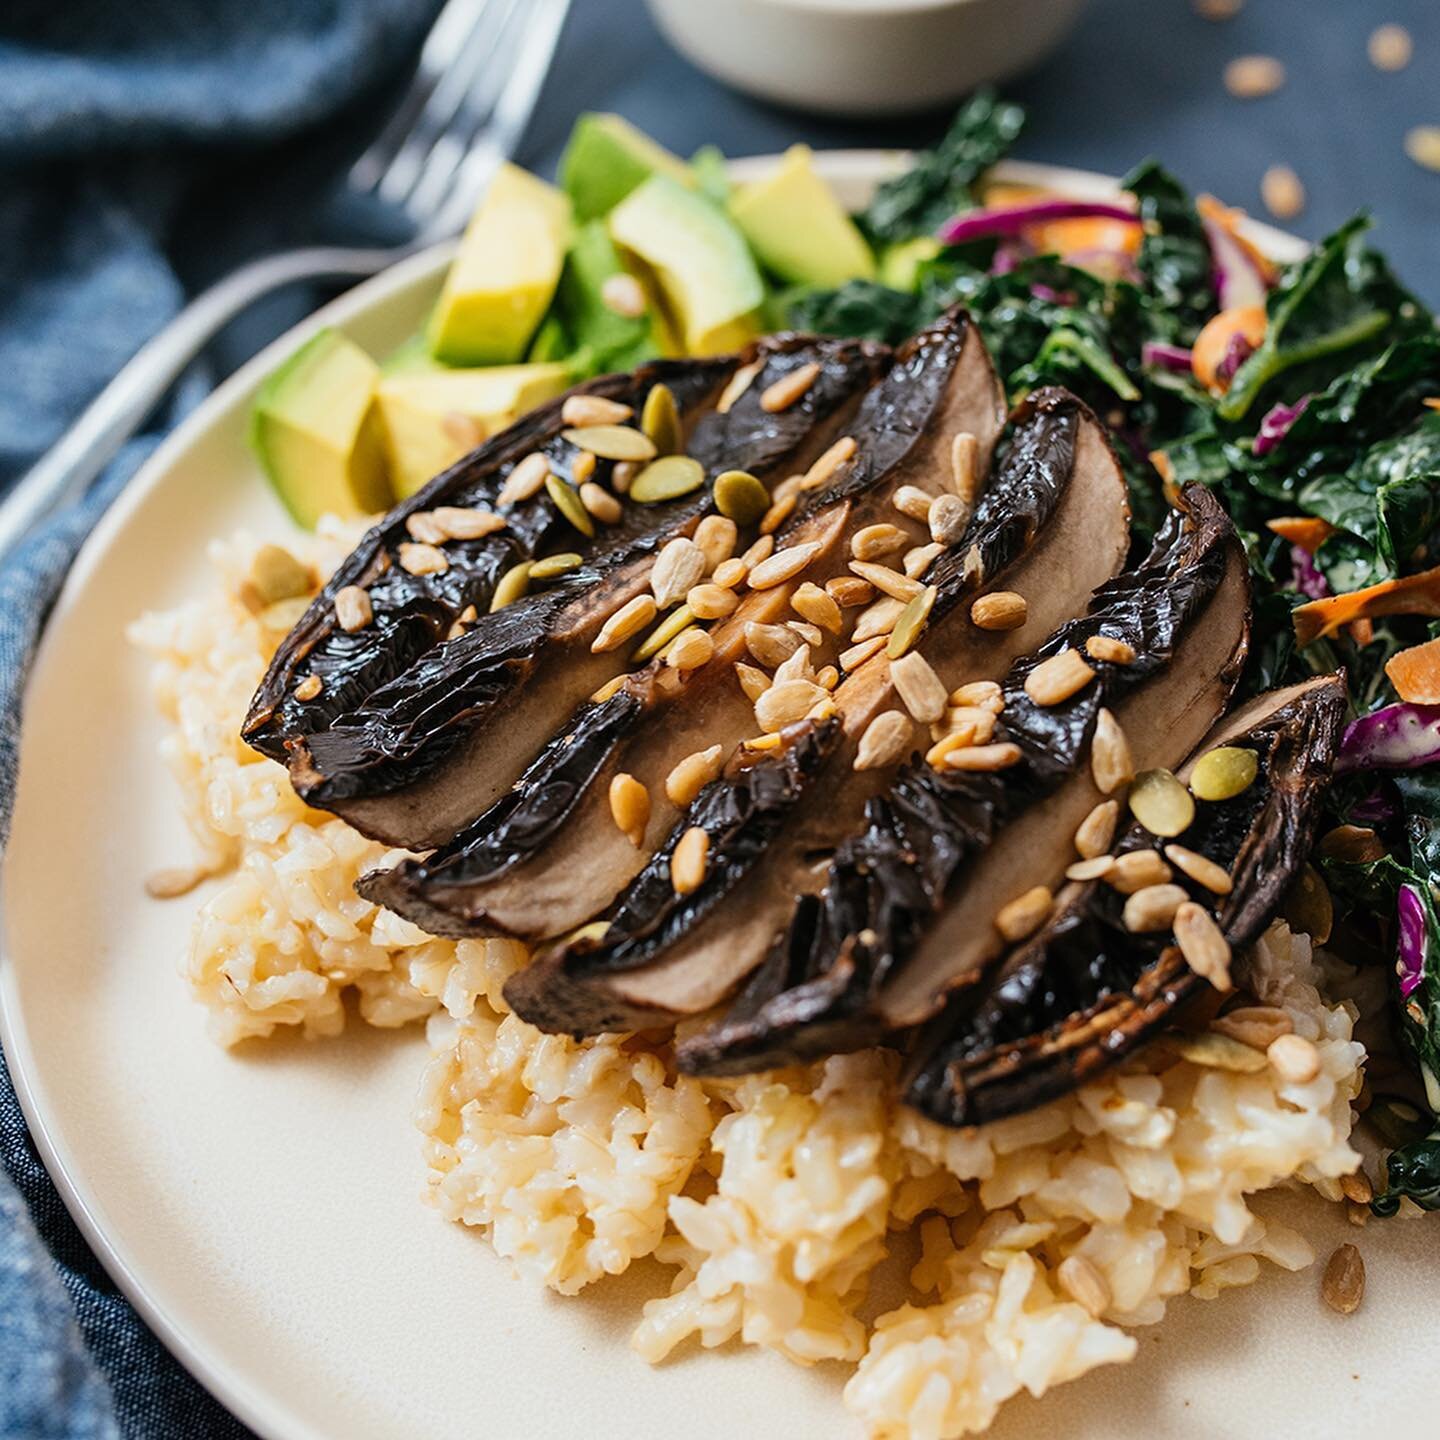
1398,884,1428,998
1216,332,1256,384
1202,211,1270,310
1349,786,1399,826
1337,702,1440,774
1291,544,1330,600
1253,395,1311,456
938,198,1137,245
1141,340,1194,373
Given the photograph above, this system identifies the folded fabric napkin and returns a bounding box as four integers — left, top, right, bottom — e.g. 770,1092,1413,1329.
0,3,444,1434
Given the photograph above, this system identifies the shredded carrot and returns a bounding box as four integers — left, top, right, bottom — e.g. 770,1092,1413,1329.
1293,563,1440,646
1026,215,1144,261
1347,617,1375,648
1425,397,1440,412
1266,516,1336,554
1386,635,1440,703
1192,305,1268,393
1197,195,1280,285
1148,448,1180,506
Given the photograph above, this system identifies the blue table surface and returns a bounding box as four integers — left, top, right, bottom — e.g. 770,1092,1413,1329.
518,0,1438,306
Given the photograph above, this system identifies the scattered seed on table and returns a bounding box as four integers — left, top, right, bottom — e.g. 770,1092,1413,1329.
1368,23,1412,72
1261,164,1305,219
1321,1244,1364,1315
1224,54,1286,99
1405,126,1440,173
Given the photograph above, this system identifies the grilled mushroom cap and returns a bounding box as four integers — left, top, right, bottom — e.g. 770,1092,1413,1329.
902,672,1347,1128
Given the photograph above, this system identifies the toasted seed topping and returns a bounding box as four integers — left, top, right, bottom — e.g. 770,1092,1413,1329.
790,581,841,634
928,492,969,545
893,485,934,523
609,773,650,846
1129,768,1195,838
827,575,875,608
592,593,658,652
851,523,909,562
971,591,1027,631
1189,745,1257,801
851,595,906,642
1224,53,1286,98
840,635,887,672
631,604,696,663
902,543,944,579
571,450,598,485
712,469,770,526
786,620,824,650
432,505,506,541
1107,849,1173,893
1057,1256,1111,1318
816,664,838,690
716,358,763,415
735,661,771,702
334,585,373,632
398,542,449,576
1084,633,1136,665
995,885,1053,942
1164,843,1233,895
641,383,681,456
749,540,821,590
1261,163,1305,220
855,710,913,771
849,559,923,601
1177,1031,1269,1072
949,431,979,501
688,582,740,619
600,272,647,317
890,651,948,723
1318,824,1387,864
458,604,478,624
745,621,804,668
1321,1243,1364,1315
545,474,596,538
1339,1170,1374,1206
1091,708,1134,795
671,826,709,894
530,551,583,581
887,584,937,660
694,514,738,572
1268,1032,1321,1084
666,745,724,806
591,674,627,704
951,680,1003,711
1405,125,1440,173
1025,649,1095,706
760,494,798,536
611,460,638,494
250,543,313,603
294,673,323,702
666,626,715,672
144,864,210,899
563,424,656,462
712,557,748,589
651,537,707,609
745,733,783,751
1174,902,1233,990
1074,799,1119,859
1065,855,1115,882
773,640,815,687
803,435,857,491
1212,1005,1292,1050
1369,22,1413,71
760,360,821,413
939,704,996,744
756,678,829,732
577,481,621,525
945,742,1022,772
497,451,550,506
259,597,309,633
441,411,483,450
629,454,705,504
489,561,532,612
741,534,775,568
1122,883,1188,933
563,394,634,428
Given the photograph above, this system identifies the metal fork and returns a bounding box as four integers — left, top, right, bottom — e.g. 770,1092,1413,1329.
0,0,571,563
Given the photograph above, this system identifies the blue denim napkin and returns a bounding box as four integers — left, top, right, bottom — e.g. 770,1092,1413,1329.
0,4,442,1434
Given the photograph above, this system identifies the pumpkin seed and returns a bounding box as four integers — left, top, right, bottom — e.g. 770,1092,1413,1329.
530,552,583,581
1189,745,1258,801
630,454,706,503
545,473,595,538
712,469,770,525
632,603,696,662
641,383,681,455
489,561,532,612
562,425,657,462
1129,768,1195,837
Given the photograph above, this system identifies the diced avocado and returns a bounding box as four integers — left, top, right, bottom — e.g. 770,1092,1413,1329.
376,363,571,497
426,163,572,366
250,329,391,529
729,145,875,289
878,236,943,292
690,144,731,209
608,176,764,357
560,112,692,223
550,221,661,377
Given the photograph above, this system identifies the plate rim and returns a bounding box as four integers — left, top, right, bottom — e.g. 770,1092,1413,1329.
0,149,1309,1440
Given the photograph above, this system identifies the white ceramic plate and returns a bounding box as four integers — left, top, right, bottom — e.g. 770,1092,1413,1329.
2,155,1431,1440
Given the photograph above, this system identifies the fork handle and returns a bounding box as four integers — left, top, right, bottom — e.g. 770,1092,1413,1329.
0,243,403,565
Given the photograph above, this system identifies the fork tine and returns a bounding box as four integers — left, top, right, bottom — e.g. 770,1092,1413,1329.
375,0,529,209
411,0,573,237
348,0,503,195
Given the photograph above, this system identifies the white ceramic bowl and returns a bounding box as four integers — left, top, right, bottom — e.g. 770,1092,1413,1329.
644,0,1089,116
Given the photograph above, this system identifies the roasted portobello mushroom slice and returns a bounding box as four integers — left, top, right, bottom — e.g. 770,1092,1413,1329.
272,334,891,848
904,673,1347,1128
679,482,1251,1076
502,387,1132,1035
364,310,1007,936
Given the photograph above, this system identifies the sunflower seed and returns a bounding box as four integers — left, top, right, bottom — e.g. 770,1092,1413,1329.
760,361,820,413
609,773,650,846
855,710,912,770
334,585,373,632
666,745,724,806
591,593,658,652
651,537,708,609
671,826,709,893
